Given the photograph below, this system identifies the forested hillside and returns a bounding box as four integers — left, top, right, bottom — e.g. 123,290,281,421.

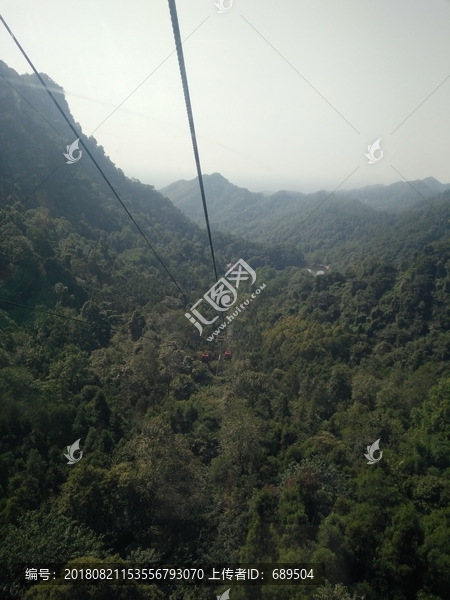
1,61,450,600
161,174,450,269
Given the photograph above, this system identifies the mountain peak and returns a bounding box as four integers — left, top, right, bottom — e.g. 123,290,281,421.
208,172,229,183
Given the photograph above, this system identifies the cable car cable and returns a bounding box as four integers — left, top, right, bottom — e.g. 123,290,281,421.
167,0,219,283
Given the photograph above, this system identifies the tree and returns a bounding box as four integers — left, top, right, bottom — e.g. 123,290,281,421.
218,402,264,471
128,309,146,341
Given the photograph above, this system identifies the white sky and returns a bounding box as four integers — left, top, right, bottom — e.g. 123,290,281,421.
0,0,449,193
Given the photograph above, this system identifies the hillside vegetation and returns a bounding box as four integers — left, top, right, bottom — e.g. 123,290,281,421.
1,62,450,600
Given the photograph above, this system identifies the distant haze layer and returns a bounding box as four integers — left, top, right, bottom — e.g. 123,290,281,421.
0,0,448,192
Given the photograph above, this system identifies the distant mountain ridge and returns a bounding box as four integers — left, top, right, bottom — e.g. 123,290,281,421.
160,173,450,269
338,176,450,211
161,173,450,223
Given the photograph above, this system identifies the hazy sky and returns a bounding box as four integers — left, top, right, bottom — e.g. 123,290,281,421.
1,0,449,193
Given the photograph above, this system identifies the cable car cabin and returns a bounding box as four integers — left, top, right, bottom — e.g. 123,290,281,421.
224,350,232,361
201,353,210,363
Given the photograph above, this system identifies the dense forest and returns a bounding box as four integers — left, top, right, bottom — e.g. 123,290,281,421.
1,61,450,600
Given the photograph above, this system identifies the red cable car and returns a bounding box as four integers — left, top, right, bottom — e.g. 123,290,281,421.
224,350,232,361
201,352,210,363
